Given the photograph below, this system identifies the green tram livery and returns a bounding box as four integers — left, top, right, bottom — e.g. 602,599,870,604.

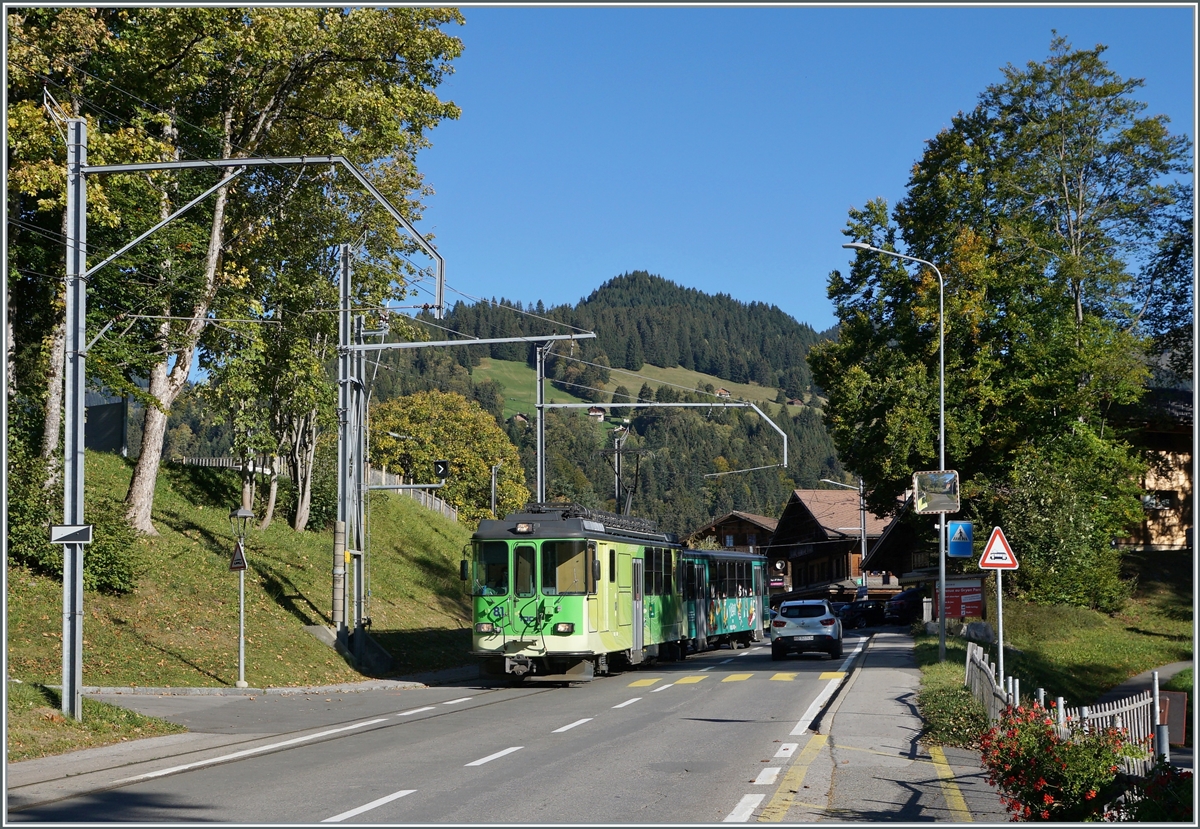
461,503,768,681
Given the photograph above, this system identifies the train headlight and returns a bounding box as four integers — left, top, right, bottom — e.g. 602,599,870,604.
475,622,496,634
552,622,575,635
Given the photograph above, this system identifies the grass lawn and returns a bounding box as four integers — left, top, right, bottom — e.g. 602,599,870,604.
7,451,476,760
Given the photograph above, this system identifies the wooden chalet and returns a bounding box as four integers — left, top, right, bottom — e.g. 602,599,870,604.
767,489,900,601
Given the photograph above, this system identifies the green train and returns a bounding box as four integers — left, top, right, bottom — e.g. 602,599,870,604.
461,503,768,681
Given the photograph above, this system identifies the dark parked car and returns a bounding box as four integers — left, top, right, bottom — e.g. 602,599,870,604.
885,588,925,624
839,599,886,629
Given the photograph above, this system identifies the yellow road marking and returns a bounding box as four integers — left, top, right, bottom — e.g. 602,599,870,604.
628,678,661,687
757,734,827,822
769,673,797,681
818,671,846,680
929,746,972,822
722,673,753,682
675,675,707,684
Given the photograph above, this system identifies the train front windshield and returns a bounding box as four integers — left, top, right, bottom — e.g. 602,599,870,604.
472,541,509,596
471,539,590,597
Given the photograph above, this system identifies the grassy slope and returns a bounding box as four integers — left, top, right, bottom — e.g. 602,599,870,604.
473,357,811,420
6,451,474,692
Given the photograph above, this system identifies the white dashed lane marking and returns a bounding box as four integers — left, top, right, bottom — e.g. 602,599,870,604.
753,768,781,785
396,706,435,716
613,698,641,708
322,789,415,823
724,794,765,822
552,718,593,733
465,746,523,766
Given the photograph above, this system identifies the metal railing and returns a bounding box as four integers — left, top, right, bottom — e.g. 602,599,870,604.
964,641,1157,777
366,467,458,522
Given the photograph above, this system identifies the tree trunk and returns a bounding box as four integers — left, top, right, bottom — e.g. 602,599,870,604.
290,411,318,532
40,273,67,493
260,455,278,530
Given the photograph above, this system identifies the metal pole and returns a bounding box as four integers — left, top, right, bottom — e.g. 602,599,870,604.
236,562,247,688
997,570,1005,684
62,117,87,721
491,464,500,517
539,344,549,502
843,243,947,661
335,246,350,643
859,477,867,585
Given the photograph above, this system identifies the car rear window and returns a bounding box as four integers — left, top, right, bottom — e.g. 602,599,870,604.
780,604,827,618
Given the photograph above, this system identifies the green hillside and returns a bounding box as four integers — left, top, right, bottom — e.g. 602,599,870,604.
474,357,815,419
6,451,474,691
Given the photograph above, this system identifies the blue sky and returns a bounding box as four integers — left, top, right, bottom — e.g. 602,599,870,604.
409,4,1195,334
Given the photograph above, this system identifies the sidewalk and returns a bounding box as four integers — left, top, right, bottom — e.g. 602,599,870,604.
768,631,1010,822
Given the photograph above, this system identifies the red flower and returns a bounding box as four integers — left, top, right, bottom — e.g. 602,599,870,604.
1043,794,1054,805
1085,790,1096,800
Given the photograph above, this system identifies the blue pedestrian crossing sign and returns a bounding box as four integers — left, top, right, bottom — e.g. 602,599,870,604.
947,521,973,557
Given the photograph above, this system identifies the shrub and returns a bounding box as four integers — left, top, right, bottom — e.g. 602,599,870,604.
1111,758,1194,822
979,702,1141,821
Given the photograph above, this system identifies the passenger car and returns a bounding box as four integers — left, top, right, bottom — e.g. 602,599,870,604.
884,588,925,624
839,599,886,629
769,599,843,660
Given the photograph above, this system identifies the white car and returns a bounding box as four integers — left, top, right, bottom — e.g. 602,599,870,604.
770,599,843,660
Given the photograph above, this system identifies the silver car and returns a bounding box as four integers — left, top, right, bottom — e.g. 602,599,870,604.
770,599,843,660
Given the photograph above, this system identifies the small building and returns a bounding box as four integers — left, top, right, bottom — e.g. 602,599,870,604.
688,511,778,553
509,413,530,426
715,388,732,399
1114,388,1193,551
587,406,606,422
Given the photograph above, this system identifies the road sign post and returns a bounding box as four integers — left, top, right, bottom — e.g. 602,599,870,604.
978,527,1018,683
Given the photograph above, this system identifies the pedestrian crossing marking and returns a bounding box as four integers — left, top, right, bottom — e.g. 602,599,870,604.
675,675,707,684
722,673,753,682
819,671,846,680
629,678,661,687
951,525,969,542
770,673,798,681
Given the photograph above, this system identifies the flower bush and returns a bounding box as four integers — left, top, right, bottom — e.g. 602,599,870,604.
979,702,1140,821
1110,758,1193,822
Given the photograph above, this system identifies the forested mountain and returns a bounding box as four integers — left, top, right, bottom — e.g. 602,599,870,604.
437,271,834,399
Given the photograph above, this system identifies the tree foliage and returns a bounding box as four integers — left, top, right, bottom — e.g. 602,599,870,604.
809,35,1191,610
6,8,464,533
369,391,529,524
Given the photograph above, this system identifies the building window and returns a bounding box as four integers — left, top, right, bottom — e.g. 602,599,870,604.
747,533,757,547
1143,491,1175,510
725,534,735,547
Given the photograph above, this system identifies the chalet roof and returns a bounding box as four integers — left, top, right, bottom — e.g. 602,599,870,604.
690,510,779,537
770,489,894,548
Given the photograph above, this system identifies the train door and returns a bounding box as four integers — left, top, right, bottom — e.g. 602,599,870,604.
604,548,616,633
632,557,644,654
694,558,709,650
586,543,599,634
752,562,765,640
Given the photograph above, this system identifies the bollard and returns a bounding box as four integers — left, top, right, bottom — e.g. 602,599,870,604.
1081,706,1090,734
1056,697,1065,727
1037,687,1045,708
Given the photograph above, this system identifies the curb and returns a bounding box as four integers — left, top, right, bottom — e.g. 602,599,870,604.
809,633,872,734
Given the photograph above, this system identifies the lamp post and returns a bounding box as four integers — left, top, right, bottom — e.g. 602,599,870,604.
228,507,254,688
843,242,948,662
822,478,868,591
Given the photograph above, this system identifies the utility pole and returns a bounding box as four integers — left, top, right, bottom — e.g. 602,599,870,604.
61,117,87,721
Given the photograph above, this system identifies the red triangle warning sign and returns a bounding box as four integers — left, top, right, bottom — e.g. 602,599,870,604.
229,540,248,571
978,527,1018,570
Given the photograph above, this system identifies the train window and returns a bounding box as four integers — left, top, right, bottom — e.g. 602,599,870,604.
472,541,509,596
663,551,673,594
654,549,663,595
542,540,587,595
609,549,616,583
515,545,535,598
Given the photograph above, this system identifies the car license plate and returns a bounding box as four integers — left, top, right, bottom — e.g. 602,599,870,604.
793,635,813,641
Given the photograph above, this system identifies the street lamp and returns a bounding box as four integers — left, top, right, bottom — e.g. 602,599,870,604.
822,478,868,591
228,507,254,688
843,241,948,662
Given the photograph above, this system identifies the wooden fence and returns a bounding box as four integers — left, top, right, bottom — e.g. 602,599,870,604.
964,641,1156,777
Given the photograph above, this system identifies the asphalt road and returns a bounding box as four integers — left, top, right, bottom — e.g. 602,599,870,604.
9,639,864,824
